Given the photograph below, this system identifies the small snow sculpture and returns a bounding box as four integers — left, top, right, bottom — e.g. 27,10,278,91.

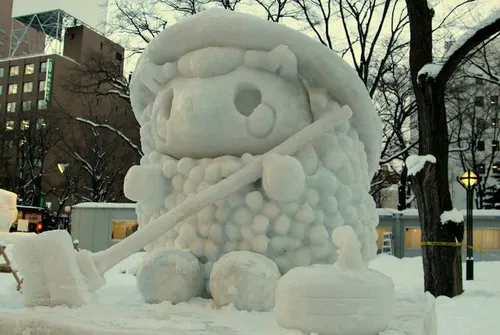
0,189,17,232
126,9,383,309
136,249,204,304
275,226,396,335
209,251,281,311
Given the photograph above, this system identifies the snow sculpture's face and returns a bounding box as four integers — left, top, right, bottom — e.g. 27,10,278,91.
150,66,311,159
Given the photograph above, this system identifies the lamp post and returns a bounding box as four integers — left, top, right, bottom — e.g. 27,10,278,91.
457,170,479,280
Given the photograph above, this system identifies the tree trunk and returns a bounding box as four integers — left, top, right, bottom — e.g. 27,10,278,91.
398,165,408,211
405,0,463,297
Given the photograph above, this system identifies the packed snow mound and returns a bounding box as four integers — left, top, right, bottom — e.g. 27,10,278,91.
12,230,91,307
406,154,436,176
275,226,395,334
0,189,17,233
209,251,280,311
130,9,382,178
136,248,204,304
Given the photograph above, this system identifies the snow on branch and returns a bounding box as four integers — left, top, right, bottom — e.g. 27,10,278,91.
405,154,436,176
75,117,143,157
440,208,464,225
418,8,500,82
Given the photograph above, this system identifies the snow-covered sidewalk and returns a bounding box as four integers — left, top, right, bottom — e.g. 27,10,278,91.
1,236,499,334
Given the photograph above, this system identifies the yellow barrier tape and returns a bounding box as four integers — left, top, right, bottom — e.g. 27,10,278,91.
421,241,500,259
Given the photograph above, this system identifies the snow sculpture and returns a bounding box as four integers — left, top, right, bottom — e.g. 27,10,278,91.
0,189,17,232
275,226,395,335
126,9,382,309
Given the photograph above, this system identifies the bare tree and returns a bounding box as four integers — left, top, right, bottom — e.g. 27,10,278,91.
405,0,500,297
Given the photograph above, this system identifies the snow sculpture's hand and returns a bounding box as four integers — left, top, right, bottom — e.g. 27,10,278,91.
331,226,366,272
124,165,171,208
262,154,306,203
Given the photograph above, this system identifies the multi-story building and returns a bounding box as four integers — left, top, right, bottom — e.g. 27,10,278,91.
0,19,139,211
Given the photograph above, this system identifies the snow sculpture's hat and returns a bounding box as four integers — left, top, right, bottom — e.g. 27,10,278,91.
130,9,382,178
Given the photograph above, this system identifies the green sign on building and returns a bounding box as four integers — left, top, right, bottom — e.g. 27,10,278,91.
44,58,54,102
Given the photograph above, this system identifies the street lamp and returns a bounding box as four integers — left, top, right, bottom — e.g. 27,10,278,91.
57,163,69,174
457,170,479,280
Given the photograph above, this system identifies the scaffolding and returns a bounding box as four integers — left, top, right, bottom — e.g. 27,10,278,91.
9,9,83,58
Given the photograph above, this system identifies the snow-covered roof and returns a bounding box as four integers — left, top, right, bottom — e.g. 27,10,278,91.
73,202,136,209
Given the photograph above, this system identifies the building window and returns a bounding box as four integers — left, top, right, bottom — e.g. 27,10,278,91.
24,64,35,75
492,118,498,127
6,102,16,112
116,52,123,62
476,118,487,130
8,84,18,94
476,163,486,174
40,62,47,73
111,220,139,240
0,85,3,95
493,140,499,151
39,80,46,91
0,68,4,77
22,101,32,111
9,66,19,76
491,96,499,106
23,82,33,93
477,140,485,151
100,42,103,50
36,118,46,129
475,77,484,85
37,99,47,110
475,96,484,107
5,121,14,131
20,120,30,130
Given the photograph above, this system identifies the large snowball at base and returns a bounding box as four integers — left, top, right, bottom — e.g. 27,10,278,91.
275,264,395,335
0,189,18,232
210,251,281,311
136,248,204,304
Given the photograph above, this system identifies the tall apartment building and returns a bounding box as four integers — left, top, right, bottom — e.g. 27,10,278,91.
0,0,45,59
0,23,139,211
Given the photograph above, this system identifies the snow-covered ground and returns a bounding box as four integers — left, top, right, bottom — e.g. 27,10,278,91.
1,234,499,334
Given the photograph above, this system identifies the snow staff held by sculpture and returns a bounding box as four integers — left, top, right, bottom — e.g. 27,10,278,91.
12,9,383,312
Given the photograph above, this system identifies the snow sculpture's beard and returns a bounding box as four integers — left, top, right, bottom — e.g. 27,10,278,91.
135,124,378,280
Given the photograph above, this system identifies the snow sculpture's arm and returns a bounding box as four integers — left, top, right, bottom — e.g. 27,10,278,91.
124,165,171,208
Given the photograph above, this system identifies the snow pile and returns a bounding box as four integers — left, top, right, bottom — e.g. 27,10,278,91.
12,230,91,307
406,154,436,176
440,208,464,224
209,251,281,311
0,189,17,233
275,226,395,335
136,248,204,304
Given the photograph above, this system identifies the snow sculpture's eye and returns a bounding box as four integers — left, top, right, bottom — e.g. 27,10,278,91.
234,84,262,117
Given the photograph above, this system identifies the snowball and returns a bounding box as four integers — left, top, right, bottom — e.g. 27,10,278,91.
311,242,333,259
189,237,205,258
306,189,320,207
290,222,307,239
210,251,280,311
221,159,243,177
198,205,216,222
177,157,197,176
262,154,306,203
225,223,241,241
164,194,176,210
241,152,254,165
189,166,205,182
251,234,270,253
308,226,329,245
232,207,253,225
245,191,264,213
262,201,281,220
291,246,312,266
295,203,314,224
204,240,221,261
215,206,231,222
178,224,197,245
227,194,246,209
171,175,186,192
273,215,291,235
196,220,211,237
205,163,222,181
224,241,239,253
176,193,186,204
252,215,270,234
183,179,198,195
240,226,255,242
239,240,251,251
209,223,224,244
136,249,204,304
